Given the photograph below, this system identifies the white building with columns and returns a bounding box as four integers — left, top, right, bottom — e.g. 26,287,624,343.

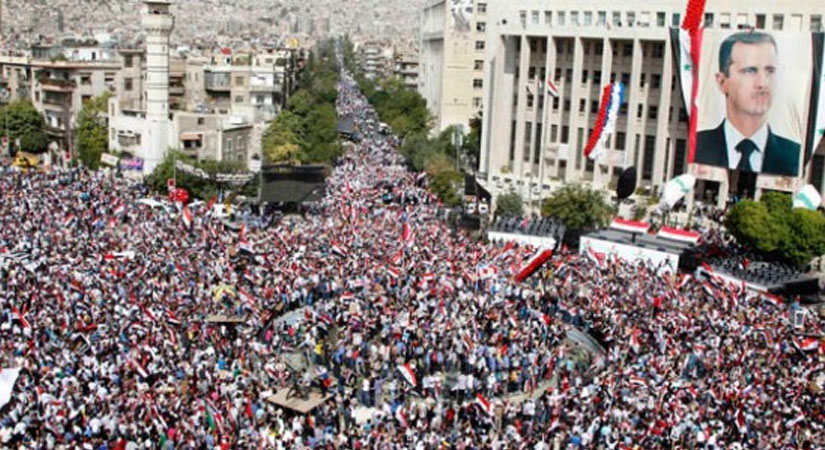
479,0,825,208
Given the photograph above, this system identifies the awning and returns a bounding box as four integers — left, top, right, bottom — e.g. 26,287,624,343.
179,132,202,141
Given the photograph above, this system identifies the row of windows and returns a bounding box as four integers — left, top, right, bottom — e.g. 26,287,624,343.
519,9,824,32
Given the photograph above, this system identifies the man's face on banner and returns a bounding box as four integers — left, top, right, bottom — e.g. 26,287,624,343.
716,41,777,121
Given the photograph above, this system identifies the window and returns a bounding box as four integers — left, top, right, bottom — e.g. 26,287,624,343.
584,12,592,26
642,135,655,180
513,95,518,108
545,11,552,25
124,78,133,91
528,67,536,79
621,72,630,86
773,14,783,30
124,56,133,68
627,12,636,27
550,125,558,141
755,14,766,29
563,100,571,112
581,70,589,83
477,3,486,13
565,68,572,82
81,75,92,85
704,12,714,28
672,13,681,27
235,96,244,103
557,11,565,26
615,131,626,150
613,12,621,27
528,95,535,108
648,105,658,120
720,13,730,29
538,94,545,110
595,42,603,55
637,103,644,118
651,73,661,89
640,73,646,87
679,107,688,122
597,11,606,26
554,68,562,81
561,125,569,143
622,43,632,57
652,43,664,58
235,76,244,86
590,100,599,114
584,42,590,55
532,11,540,25
474,60,484,71
475,41,485,50
657,12,666,27
571,11,580,26
552,97,560,110
674,139,686,175
523,123,532,162
593,70,602,84
620,103,628,116
578,99,586,112
197,117,205,125
476,22,486,32
812,15,823,32
473,79,483,88
473,97,482,108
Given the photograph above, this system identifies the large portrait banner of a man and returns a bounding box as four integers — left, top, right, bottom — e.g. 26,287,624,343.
691,30,813,178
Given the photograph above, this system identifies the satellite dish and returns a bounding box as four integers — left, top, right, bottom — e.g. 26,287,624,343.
616,167,637,200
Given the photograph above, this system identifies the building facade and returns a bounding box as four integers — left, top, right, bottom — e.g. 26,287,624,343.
479,0,825,207
418,0,487,134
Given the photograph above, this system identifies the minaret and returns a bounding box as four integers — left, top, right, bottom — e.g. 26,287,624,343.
141,0,174,174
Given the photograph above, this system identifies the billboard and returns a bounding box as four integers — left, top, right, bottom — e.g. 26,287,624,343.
691,30,813,180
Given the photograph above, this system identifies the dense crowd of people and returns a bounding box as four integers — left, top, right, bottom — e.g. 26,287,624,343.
0,64,824,449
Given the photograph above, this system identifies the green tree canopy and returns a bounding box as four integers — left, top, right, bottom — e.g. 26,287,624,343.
496,191,524,218
725,192,825,266
76,93,112,169
430,170,464,207
541,184,613,230
0,100,49,154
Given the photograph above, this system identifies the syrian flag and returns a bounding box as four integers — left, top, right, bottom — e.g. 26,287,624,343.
64,214,76,227
397,363,417,387
239,224,254,254
762,292,784,308
182,206,193,228
676,273,693,289
609,218,650,234
340,292,354,301
796,337,820,352
547,78,559,98
11,305,30,329
475,393,493,416
331,244,348,258
670,0,706,162
422,272,435,282
514,249,553,283
402,223,414,246
387,266,400,278
478,265,498,280
395,408,409,428
735,408,747,434
207,195,218,213
166,310,182,327
113,203,125,216
805,32,825,165
657,227,701,244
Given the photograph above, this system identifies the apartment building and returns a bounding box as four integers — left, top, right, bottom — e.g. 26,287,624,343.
479,0,825,207
394,47,419,90
419,0,487,133
0,41,122,161
357,41,395,80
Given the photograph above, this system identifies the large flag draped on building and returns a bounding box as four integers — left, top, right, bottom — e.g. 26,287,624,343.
805,32,825,164
670,0,706,163
583,82,625,161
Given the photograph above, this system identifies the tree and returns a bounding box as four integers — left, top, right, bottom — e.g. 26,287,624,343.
541,184,613,230
430,170,464,206
0,100,49,154
725,194,825,267
75,93,112,169
496,191,524,218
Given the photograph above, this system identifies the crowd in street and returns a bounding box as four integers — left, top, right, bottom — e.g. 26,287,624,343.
0,65,824,449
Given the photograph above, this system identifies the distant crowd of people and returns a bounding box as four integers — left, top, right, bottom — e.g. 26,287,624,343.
0,61,823,450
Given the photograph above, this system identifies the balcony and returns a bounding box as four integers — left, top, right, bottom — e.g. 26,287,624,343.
169,86,185,95
39,77,76,93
